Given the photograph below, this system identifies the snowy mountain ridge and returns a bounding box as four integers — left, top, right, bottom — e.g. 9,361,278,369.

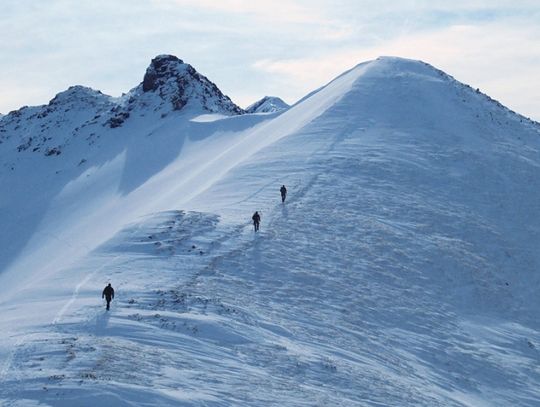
49,86,111,107
0,55,243,154
0,55,539,406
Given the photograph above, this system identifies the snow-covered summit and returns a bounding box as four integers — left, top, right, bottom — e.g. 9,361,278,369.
246,96,289,114
323,55,539,132
48,85,110,108
0,85,114,154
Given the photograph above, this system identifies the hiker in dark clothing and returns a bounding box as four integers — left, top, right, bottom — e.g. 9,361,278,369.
102,283,115,311
280,185,287,203
252,211,261,232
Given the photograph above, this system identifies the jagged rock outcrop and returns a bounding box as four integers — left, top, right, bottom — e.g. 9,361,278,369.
0,54,245,146
138,54,243,114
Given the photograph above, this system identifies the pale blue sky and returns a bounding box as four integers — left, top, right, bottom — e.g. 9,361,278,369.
1,0,539,119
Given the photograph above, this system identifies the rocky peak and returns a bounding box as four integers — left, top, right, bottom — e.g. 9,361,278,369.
142,55,190,92
138,55,243,114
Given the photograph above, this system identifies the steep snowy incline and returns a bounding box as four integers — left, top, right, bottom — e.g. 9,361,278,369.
0,55,374,392
186,57,540,405
1,57,540,406
0,55,247,283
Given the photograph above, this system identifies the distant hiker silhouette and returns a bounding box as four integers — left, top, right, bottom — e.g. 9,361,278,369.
252,211,261,232
102,283,115,311
280,185,287,203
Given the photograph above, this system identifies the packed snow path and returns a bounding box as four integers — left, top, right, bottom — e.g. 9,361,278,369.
1,57,539,406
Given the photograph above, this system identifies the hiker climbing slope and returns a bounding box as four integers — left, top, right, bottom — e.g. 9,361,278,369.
102,283,115,310
280,185,287,203
252,211,261,232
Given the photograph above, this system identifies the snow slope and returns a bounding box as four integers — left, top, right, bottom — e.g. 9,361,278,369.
1,56,540,406
0,55,244,290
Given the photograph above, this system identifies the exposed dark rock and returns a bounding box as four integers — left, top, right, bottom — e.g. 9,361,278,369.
106,111,130,128
139,54,244,115
44,147,61,156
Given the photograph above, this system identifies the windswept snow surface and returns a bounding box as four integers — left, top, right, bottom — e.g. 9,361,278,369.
1,57,540,406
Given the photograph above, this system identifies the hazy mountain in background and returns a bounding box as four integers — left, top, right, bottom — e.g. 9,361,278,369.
246,96,289,114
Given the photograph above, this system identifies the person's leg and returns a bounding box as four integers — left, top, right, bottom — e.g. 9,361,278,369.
106,299,110,310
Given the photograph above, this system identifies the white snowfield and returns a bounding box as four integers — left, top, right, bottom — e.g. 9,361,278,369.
0,56,539,406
